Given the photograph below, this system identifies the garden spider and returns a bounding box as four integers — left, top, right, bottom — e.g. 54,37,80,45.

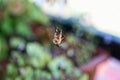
53,28,64,46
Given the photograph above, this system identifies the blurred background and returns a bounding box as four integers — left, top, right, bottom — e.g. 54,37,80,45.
0,0,120,80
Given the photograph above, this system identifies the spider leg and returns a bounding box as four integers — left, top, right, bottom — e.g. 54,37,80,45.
54,28,58,38
59,29,62,38
54,32,57,38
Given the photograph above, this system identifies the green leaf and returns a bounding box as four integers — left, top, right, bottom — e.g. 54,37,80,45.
26,42,52,68
26,42,42,57
1,16,13,34
28,57,40,68
27,3,49,24
23,67,34,79
11,51,25,66
15,22,32,37
48,56,74,79
9,37,25,49
6,63,17,76
0,36,8,60
34,69,41,79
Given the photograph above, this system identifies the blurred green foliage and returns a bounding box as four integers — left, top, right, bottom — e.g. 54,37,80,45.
0,0,49,36
0,0,49,60
0,0,96,80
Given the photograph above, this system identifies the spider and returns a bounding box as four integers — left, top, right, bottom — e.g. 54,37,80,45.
52,28,64,46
